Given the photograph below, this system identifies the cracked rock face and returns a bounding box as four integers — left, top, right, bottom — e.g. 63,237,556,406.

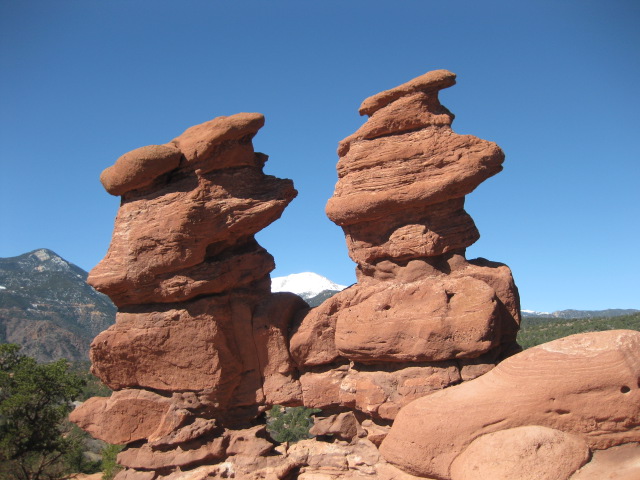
75,71,640,480
290,69,521,421
72,113,306,463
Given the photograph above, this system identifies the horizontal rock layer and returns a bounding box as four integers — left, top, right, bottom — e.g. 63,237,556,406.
74,71,533,479
89,168,295,307
291,255,520,367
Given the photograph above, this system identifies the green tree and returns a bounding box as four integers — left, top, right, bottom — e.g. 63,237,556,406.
266,405,321,443
100,444,123,480
68,362,111,401
0,344,85,480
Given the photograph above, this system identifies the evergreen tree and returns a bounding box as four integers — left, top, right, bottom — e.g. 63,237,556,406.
0,344,85,480
266,405,321,443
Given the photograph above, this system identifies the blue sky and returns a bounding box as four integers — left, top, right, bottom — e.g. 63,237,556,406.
1,0,638,312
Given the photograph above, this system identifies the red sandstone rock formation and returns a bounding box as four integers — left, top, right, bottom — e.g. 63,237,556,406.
381,330,640,480
290,69,521,421
72,71,523,478
71,71,640,480
71,113,308,478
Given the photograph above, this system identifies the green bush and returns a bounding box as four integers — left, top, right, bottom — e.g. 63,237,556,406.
62,425,101,474
100,444,123,480
266,405,321,443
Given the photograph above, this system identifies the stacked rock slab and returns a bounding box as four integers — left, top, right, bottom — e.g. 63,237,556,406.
70,71,640,480
71,113,310,477
289,69,522,421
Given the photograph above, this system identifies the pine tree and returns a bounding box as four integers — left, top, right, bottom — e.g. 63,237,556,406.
0,344,85,480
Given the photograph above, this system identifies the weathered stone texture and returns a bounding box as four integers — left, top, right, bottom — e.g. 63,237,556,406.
381,330,640,479
69,71,640,480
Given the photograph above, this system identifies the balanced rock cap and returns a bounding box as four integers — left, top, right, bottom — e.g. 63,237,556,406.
171,112,265,165
100,144,182,196
359,69,456,116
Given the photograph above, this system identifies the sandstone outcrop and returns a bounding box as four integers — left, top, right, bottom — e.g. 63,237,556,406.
290,68,521,420
70,71,640,479
88,112,290,308
72,112,307,478
72,71,525,478
381,330,640,479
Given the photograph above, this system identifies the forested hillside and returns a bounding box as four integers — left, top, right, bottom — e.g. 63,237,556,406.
517,312,640,349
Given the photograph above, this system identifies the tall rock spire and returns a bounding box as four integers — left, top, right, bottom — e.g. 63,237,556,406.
290,70,521,420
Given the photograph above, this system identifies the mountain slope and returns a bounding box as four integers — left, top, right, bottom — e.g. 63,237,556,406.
0,249,116,362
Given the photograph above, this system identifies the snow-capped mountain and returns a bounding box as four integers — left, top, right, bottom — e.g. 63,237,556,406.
271,272,348,300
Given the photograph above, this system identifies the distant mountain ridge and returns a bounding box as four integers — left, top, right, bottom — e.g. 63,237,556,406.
0,249,116,362
271,272,349,308
271,271,348,297
522,308,640,319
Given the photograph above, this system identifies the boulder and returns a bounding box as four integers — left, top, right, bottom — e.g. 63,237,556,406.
309,412,361,441
69,389,174,445
117,437,227,470
449,426,590,480
381,330,640,479
358,69,457,116
170,112,264,167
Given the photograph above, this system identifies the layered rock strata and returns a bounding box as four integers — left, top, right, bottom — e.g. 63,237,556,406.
73,71,533,478
72,113,309,478
71,70,640,480
289,69,521,420
382,329,640,480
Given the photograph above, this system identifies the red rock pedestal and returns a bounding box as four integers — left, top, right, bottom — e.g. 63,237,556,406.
290,69,521,421
71,113,311,478
74,71,640,480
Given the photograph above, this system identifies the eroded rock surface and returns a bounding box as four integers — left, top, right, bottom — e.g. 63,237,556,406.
290,68,520,420
73,71,640,480
73,113,308,478
381,330,640,479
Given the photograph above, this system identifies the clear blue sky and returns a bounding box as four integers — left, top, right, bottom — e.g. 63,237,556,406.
1,1,638,312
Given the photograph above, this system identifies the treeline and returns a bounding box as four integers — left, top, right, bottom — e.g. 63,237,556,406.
516,312,640,349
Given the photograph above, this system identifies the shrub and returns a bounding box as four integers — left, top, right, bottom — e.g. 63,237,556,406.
266,405,321,443
100,444,123,480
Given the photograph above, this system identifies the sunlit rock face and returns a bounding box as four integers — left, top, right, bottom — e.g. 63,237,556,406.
72,112,311,478
291,69,521,421
89,113,295,308
73,72,640,480
381,330,640,480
